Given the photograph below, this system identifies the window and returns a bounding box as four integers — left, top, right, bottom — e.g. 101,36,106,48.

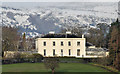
77,49,80,56
53,49,55,56
44,49,46,56
61,49,63,56
68,41,71,46
61,41,64,46
77,41,80,46
53,41,55,46
43,41,46,46
69,49,71,56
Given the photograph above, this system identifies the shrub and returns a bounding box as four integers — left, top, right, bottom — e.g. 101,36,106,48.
95,57,110,66
2,53,44,64
32,53,43,62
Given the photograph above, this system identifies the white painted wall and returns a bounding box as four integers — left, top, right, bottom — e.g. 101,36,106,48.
36,38,86,57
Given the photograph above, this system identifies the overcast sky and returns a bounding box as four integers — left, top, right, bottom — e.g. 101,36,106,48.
1,0,120,2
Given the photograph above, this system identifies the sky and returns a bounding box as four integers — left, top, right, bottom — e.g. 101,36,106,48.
1,0,119,8
1,0,120,2
2,2,118,9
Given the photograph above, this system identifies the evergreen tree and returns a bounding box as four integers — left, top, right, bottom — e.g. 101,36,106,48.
22,32,27,51
109,19,120,70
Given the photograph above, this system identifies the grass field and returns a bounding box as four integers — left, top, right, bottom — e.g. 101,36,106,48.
2,63,109,72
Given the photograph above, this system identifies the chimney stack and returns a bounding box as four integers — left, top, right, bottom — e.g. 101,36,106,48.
49,31,55,34
66,31,71,34
82,34,84,38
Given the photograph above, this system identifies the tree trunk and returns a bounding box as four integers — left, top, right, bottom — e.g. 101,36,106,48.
52,69,54,74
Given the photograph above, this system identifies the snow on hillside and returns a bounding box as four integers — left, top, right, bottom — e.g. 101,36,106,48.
1,2,118,37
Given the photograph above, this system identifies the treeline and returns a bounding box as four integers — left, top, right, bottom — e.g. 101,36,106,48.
61,23,110,48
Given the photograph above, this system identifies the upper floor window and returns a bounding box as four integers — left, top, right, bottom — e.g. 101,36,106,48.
53,41,55,46
43,41,46,46
77,41,80,46
68,41,71,46
61,41,64,46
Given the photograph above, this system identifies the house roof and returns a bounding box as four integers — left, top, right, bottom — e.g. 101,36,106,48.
41,34,80,38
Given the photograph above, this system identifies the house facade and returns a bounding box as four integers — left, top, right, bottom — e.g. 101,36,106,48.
36,32,109,58
36,32,86,57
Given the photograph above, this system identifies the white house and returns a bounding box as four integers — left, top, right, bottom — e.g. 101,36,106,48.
36,31,109,58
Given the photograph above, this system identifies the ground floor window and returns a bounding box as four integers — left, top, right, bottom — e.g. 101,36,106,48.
53,49,55,56
69,49,71,56
44,49,46,56
61,49,63,56
77,49,80,56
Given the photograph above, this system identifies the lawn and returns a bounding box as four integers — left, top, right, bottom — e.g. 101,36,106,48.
2,63,109,72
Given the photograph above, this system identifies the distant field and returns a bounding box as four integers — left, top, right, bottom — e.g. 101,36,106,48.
2,63,108,72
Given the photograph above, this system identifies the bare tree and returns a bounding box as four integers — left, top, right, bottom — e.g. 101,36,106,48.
44,57,59,74
25,38,33,51
2,26,20,58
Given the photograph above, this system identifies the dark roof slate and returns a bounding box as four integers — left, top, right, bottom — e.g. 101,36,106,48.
41,34,80,38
